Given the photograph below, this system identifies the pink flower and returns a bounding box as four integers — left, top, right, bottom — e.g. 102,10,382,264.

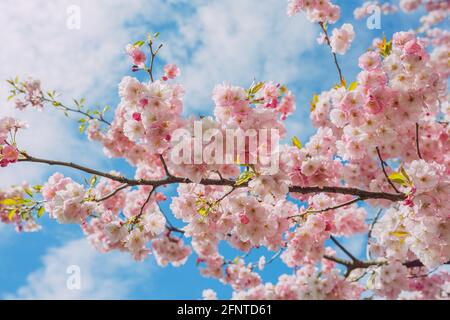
132,112,142,122
364,94,384,114
403,39,428,60
358,51,382,71
163,64,180,80
239,213,250,225
126,45,146,67
330,23,355,55
1,145,19,163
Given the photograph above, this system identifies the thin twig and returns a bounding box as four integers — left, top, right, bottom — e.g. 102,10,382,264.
376,146,401,194
11,83,111,126
137,187,156,218
319,22,345,85
415,123,423,159
148,42,163,82
287,197,362,219
94,184,129,202
330,235,359,262
367,209,383,260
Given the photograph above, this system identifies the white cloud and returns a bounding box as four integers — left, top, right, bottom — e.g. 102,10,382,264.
160,0,317,113
4,238,151,299
0,0,167,187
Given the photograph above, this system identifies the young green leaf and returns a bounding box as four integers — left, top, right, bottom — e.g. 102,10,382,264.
37,206,45,218
388,172,407,186
133,40,145,47
348,81,358,91
292,136,302,149
235,170,255,186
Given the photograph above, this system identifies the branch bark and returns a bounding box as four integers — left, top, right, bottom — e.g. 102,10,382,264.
18,153,406,202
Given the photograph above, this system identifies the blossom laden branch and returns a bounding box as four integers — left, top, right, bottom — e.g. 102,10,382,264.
7,79,111,126
17,153,406,202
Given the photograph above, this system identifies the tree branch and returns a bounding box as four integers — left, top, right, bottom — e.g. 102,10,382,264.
376,146,401,194
94,184,130,202
319,22,345,85
330,235,359,262
415,123,423,160
287,197,362,219
17,153,406,202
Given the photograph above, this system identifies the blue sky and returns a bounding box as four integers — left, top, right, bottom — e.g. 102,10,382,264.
0,0,431,299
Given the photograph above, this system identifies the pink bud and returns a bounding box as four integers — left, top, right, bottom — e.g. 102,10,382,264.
139,97,149,108
132,112,142,122
162,76,168,81
1,145,19,163
239,213,249,225
0,158,9,167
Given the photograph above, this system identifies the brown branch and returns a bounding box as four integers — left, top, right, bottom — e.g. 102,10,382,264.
330,235,359,262
148,42,163,82
159,154,173,177
415,123,423,160
137,187,156,218
94,184,129,202
324,255,450,272
10,83,111,126
288,197,362,219
319,22,345,85
376,146,401,194
17,153,406,202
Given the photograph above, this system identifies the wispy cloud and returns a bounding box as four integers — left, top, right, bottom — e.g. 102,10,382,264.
0,0,167,187
160,0,317,114
4,238,152,299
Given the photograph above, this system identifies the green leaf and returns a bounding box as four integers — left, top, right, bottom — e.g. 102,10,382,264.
133,40,145,47
24,187,33,197
37,206,45,218
90,175,97,186
388,172,407,186
348,81,358,91
367,272,376,290
310,94,319,112
79,124,86,134
249,82,264,95
292,136,302,149
197,206,209,217
400,166,412,185
153,32,160,39
389,230,410,238
0,199,17,206
8,209,17,221
33,185,42,192
235,170,255,186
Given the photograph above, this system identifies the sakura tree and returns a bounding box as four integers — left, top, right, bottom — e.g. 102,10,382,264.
1,0,449,300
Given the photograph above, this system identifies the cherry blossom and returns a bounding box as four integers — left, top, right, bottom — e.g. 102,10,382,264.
1,0,449,300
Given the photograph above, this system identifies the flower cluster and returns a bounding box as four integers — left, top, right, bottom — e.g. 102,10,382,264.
0,117,24,167
232,264,364,300
1,0,449,300
11,78,44,110
0,184,41,232
329,23,355,55
42,173,93,224
287,0,340,24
